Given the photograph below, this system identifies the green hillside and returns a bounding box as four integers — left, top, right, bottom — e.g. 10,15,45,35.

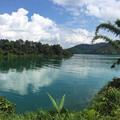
68,42,120,54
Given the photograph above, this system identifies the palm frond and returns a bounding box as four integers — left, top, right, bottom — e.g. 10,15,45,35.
95,23,120,36
92,35,120,50
92,35,112,43
115,19,120,28
94,19,120,68
111,58,120,68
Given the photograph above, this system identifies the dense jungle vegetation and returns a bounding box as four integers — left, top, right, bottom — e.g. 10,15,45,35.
0,39,72,58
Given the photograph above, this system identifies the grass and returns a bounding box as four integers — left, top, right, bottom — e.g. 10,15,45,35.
0,78,120,120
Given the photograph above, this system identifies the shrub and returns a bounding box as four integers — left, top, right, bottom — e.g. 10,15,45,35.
91,83,120,116
0,97,15,114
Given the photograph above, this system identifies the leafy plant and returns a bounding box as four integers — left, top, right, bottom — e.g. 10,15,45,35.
92,19,120,68
48,93,65,113
84,109,98,120
0,96,15,114
91,85,120,115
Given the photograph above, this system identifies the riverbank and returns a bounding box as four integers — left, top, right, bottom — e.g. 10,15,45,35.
0,78,120,120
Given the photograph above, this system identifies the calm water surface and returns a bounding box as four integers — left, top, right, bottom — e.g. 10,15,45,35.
0,54,120,113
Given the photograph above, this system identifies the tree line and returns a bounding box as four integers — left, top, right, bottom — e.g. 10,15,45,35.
0,39,72,57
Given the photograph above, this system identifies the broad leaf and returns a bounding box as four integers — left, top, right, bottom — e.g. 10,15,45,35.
47,93,59,112
59,94,65,112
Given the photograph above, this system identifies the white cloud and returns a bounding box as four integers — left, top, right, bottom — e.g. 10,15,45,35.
0,68,58,95
0,8,59,41
0,8,93,48
51,0,120,20
58,28,93,48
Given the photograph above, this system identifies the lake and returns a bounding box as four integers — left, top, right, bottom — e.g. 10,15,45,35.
0,54,120,113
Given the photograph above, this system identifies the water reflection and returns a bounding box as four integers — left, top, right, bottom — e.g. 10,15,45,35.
0,55,120,112
0,57,62,95
61,54,120,76
0,57,62,72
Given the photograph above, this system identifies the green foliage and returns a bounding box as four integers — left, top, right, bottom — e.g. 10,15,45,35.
93,19,120,67
92,35,120,50
103,78,120,89
0,97,15,114
91,87,120,115
91,78,120,116
0,39,72,58
85,109,98,120
48,93,65,113
95,22,120,37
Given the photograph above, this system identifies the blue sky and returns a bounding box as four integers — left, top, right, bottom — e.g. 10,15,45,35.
0,0,120,48
0,0,99,29
0,0,68,23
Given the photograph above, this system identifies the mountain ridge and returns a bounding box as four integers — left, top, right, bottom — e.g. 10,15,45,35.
67,42,120,54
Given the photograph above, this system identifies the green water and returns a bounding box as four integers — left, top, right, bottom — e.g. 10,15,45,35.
0,54,120,113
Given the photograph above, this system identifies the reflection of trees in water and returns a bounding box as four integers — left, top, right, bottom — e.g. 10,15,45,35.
0,57,62,72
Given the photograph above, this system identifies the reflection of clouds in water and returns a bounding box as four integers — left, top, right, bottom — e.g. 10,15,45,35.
62,62,112,78
61,55,114,78
61,58,91,78
62,63,90,78
0,68,58,95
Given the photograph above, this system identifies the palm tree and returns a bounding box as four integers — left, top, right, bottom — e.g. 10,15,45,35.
93,19,120,68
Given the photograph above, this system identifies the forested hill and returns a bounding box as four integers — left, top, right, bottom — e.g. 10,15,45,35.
0,39,72,57
67,42,120,54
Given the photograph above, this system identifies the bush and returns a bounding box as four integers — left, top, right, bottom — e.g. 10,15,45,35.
91,78,120,116
0,97,15,114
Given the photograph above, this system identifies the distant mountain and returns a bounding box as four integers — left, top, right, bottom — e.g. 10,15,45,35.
67,42,120,54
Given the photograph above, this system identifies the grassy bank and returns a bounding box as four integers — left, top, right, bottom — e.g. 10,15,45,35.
0,78,120,120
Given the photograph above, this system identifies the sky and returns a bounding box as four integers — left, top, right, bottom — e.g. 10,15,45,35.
0,0,120,48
